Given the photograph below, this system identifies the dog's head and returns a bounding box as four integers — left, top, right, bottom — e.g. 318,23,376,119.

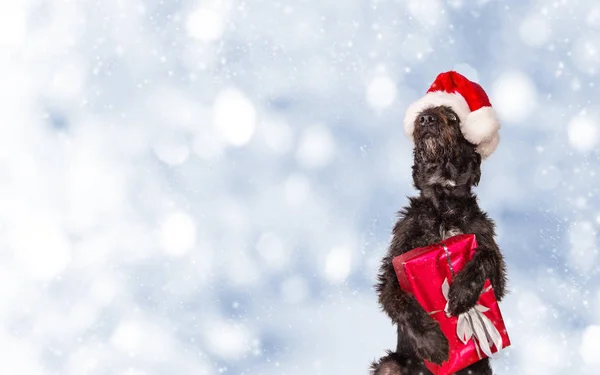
411,105,482,191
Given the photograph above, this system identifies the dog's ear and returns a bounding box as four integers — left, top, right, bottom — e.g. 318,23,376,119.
471,152,482,187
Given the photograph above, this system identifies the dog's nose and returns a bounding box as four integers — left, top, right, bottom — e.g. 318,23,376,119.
419,113,437,126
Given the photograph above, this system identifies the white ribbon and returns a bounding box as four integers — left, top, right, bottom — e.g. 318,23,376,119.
432,278,503,359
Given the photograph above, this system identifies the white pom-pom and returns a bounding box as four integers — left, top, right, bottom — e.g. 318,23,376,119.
462,107,501,145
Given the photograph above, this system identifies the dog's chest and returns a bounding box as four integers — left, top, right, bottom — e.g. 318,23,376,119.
433,204,466,240
440,226,462,240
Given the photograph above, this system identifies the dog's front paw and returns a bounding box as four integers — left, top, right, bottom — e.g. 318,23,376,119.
447,274,483,316
414,325,449,365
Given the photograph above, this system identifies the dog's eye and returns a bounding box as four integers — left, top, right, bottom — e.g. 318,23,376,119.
447,112,458,122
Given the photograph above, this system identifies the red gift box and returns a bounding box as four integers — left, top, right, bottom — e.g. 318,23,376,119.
392,234,510,375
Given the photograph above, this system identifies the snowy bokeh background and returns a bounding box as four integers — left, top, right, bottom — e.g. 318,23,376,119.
1,0,600,374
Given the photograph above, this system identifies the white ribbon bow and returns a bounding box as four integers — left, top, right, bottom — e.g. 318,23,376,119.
436,278,503,359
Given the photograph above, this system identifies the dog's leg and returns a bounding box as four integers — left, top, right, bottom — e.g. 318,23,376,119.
370,352,402,375
376,215,449,364
446,219,507,316
455,358,493,375
377,257,449,364
370,351,432,375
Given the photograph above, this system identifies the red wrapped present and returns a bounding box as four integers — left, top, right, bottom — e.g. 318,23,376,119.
392,234,510,375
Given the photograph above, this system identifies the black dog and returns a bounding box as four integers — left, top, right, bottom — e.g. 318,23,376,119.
370,105,507,375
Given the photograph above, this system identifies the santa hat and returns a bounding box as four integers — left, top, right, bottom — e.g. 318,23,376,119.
403,71,500,159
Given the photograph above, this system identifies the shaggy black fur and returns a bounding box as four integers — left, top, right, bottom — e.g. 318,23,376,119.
370,106,507,375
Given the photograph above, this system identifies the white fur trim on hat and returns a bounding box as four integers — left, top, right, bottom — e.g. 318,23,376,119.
476,132,500,159
462,106,501,146
404,91,471,137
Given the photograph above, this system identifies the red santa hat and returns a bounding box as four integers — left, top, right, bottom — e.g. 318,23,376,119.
403,71,500,159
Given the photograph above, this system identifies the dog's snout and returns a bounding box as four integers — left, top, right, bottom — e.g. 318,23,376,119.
419,113,438,126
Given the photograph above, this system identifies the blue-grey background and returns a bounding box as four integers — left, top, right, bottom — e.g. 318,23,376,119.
1,0,599,374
